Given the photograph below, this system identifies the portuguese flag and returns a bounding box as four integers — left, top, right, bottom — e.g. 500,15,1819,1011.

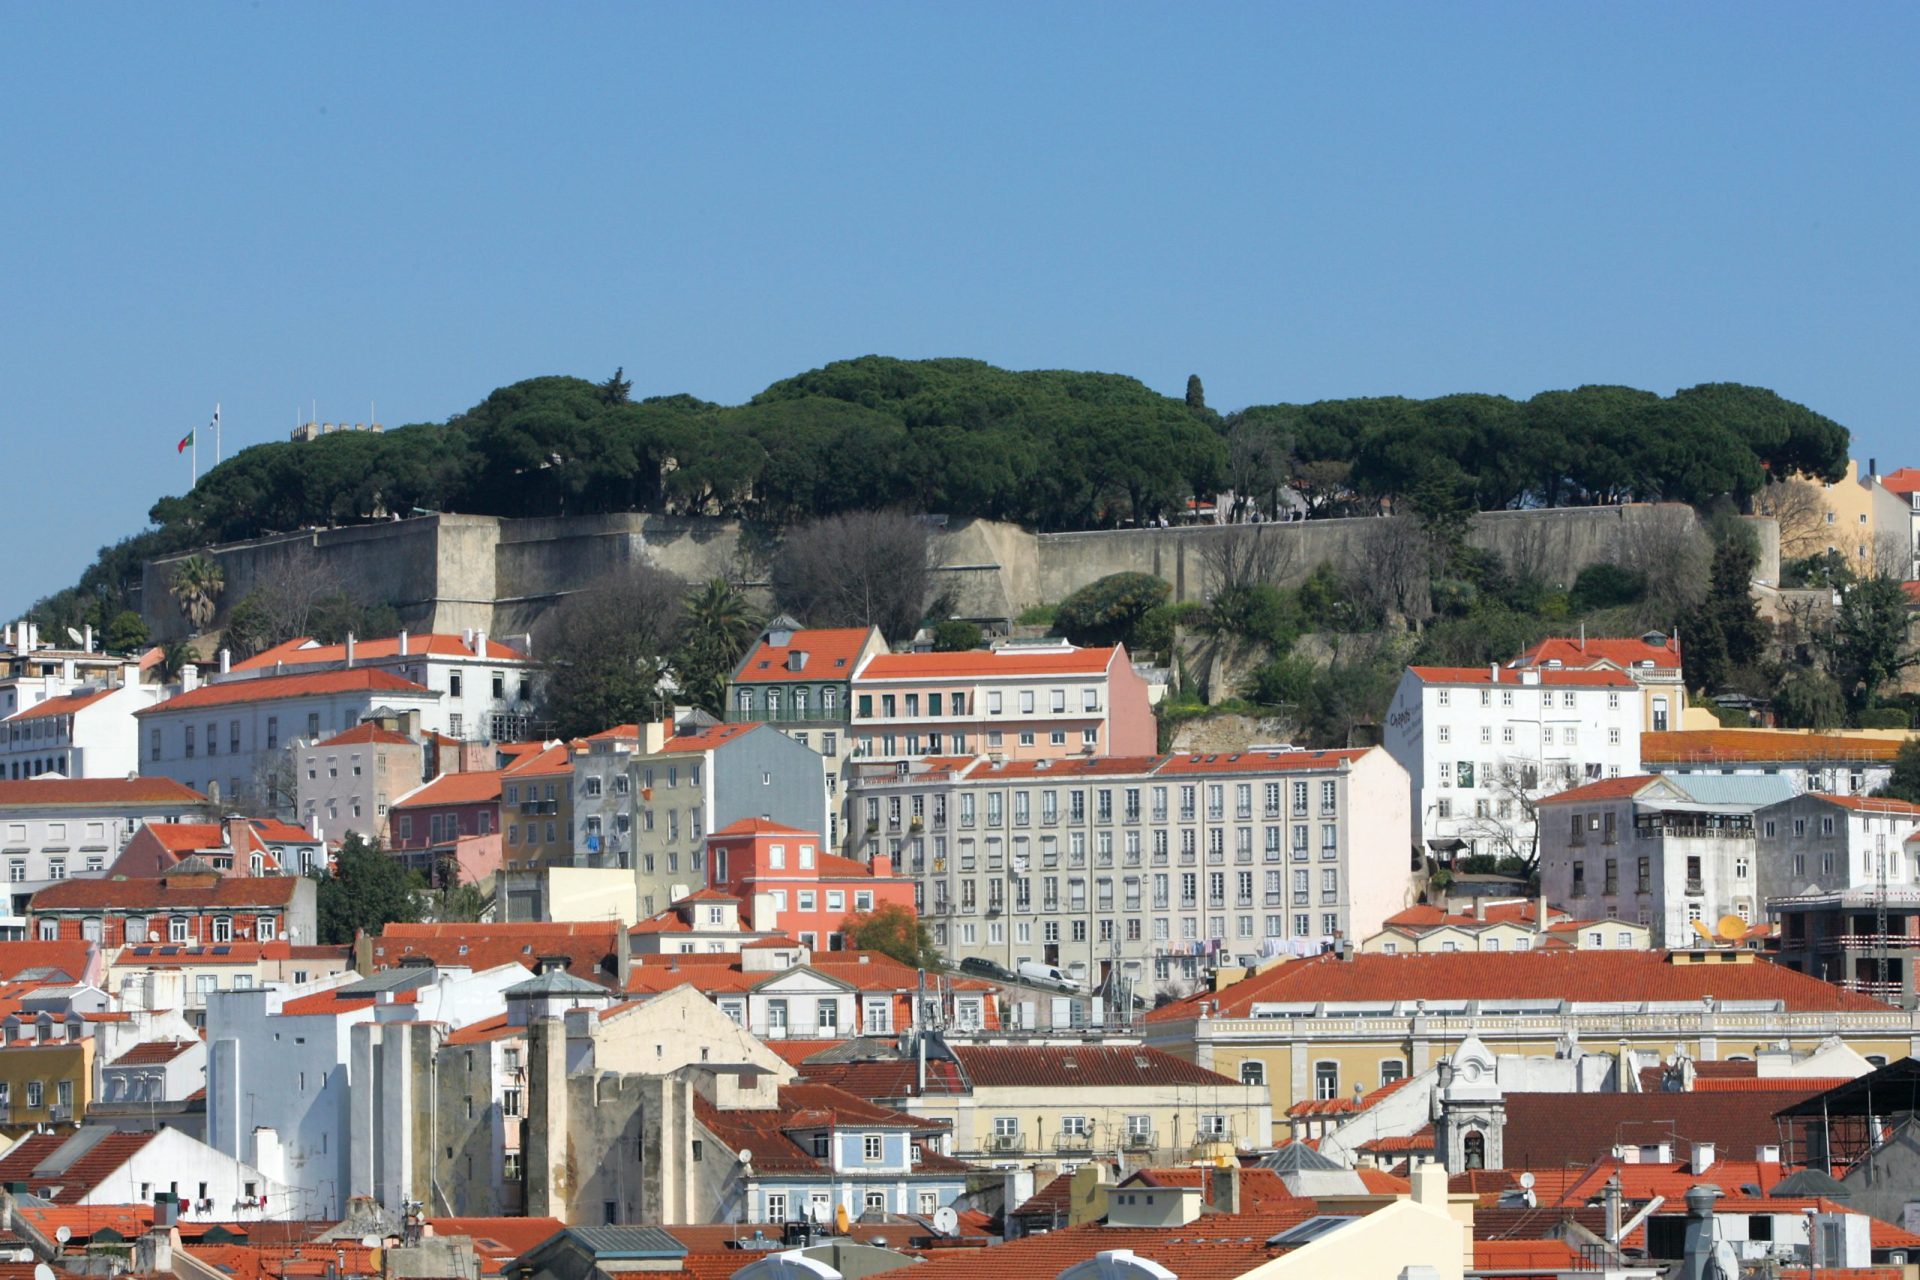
177,430,194,454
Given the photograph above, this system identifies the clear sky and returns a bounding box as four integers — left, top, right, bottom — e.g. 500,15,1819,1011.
4,3,1916,614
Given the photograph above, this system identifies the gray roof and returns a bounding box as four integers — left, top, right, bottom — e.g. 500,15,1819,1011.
504,968,613,998
554,1226,685,1259
1668,775,1800,808
336,967,435,997
1257,1141,1343,1173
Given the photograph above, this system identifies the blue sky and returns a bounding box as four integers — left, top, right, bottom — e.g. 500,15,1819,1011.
3,3,1916,613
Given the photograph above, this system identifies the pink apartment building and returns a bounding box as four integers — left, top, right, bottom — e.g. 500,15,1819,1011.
849,643,1155,765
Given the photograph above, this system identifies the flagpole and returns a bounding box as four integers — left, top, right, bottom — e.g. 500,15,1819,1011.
192,427,198,488
215,403,222,465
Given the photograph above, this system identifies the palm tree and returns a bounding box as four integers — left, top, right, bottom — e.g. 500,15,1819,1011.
156,639,200,683
683,578,762,662
167,555,225,631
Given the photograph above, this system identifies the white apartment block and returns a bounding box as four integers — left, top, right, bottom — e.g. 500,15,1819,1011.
847,746,1412,992
0,621,148,720
138,667,443,813
0,777,211,932
1,672,164,782
228,631,537,744
1383,664,1644,863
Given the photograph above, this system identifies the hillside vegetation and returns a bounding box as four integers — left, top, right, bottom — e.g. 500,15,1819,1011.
28,358,1851,640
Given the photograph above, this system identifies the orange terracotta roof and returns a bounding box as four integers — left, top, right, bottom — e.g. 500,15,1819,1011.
138,668,432,714
0,778,207,808
1155,748,1371,776
653,723,758,753
584,724,640,741
32,874,298,911
313,722,417,747
1537,775,1664,805
1903,581,1920,606
1879,467,1920,496
734,627,877,684
711,817,816,838
369,921,621,980
4,689,115,721
393,770,503,809
906,1208,1329,1279
1812,793,1920,816
859,645,1120,680
443,1014,521,1046
109,1039,198,1067
1148,950,1892,1022
232,633,526,670
426,1218,565,1274
1513,636,1681,671
250,819,321,843
503,743,572,778
1642,730,1909,764
1408,665,1636,688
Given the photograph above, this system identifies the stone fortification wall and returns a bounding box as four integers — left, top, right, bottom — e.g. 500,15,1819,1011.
143,503,1777,642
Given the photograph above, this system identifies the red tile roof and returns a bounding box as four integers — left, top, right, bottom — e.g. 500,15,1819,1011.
1153,748,1370,776
1642,730,1909,764
711,818,815,838
1878,466,1920,496
138,668,432,714
1512,636,1681,671
0,1130,159,1203
314,722,417,747
907,1209,1330,1279
1147,950,1892,1022
1504,1092,1829,1172
1536,775,1663,805
369,921,621,981
232,633,526,670
858,646,1122,680
1287,1075,1412,1117
0,778,207,808
694,1082,953,1174
734,627,877,684
1123,1165,1307,1210
653,723,759,754
0,941,95,983
109,1039,198,1067
503,742,573,778
426,1218,566,1274
250,819,322,844
1408,665,1636,688
950,1044,1240,1089
31,873,299,911
1812,793,1920,817
4,689,115,722
393,770,504,809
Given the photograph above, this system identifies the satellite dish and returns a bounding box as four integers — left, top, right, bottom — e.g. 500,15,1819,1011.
65,628,84,648
932,1206,959,1236
54,1227,71,1244
35,1264,55,1280
1716,915,1749,943
1518,1172,1536,1190
736,1147,753,1166
16,1248,35,1263
359,1237,380,1249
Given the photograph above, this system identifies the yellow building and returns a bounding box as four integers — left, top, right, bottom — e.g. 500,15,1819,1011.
1359,900,1651,954
1812,459,1910,571
1142,948,1917,1137
0,1035,92,1124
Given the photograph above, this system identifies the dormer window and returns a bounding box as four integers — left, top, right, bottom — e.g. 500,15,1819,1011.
787,652,808,672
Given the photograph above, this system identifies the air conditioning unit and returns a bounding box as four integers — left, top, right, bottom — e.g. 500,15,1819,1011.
989,1134,1022,1152
1124,1132,1155,1151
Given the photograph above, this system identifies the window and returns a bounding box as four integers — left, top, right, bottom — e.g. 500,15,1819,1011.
1240,1060,1265,1086
1061,1114,1089,1136
169,917,189,943
1314,1061,1338,1100
863,1133,884,1162
1380,1060,1406,1085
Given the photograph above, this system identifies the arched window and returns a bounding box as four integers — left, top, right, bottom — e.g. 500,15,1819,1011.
1240,1060,1265,1087
1463,1131,1486,1170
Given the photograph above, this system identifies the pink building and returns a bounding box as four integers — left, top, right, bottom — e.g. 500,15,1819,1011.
849,643,1155,765
388,769,504,884
705,818,917,951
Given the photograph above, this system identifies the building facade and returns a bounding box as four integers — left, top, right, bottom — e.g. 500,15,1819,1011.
848,642,1157,769
704,818,916,951
0,778,211,927
1643,729,1905,797
1,670,161,781
296,721,436,845
847,746,1412,990
1382,664,1644,862
1509,632,1687,734
28,866,317,947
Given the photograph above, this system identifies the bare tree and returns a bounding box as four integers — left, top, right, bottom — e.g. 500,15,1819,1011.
1753,479,1830,562
1615,508,1713,624
1201,524,1299,597
1869,531,1914,583
1348,518,1432,629
771,512,933,643
536,564,688,738
1224,417,1291,522
225,551,350,657
1454,758,1581,874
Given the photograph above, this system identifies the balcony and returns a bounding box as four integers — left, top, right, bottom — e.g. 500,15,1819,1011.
1685,879,1704,895
988,1133,1024,1153
1054,1131,1095,1153
1124,1132,1156,1151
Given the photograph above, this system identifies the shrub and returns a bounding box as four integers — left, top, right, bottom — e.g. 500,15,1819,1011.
1054,572,1171,650
1569,562,1647,613
1857,707,1913,730
931,620,983,652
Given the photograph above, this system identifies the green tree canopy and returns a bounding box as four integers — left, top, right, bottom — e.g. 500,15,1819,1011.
841,902,940,968
315,833,425,944
1054,573,1171,650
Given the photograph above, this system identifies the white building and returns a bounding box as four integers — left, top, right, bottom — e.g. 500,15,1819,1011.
1,673,166,782
0,1124,289,1217
0,620,152,720
137,667,442,813
229,631,537,745
205,962,527,1219
847,745,1413,991
1538,773,1797,947
0,777,211,931
1382,664,1644,863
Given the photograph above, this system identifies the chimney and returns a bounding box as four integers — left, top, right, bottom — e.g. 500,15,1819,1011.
344,633,356,667
474,629,488,656
398,630,409,656
182,664,201,693
1689,1140,1715,1175
1205,1164,1242,1216
218,648,232,675
1680,1184,1722,1280
1603,1174,1623,1243
83,624,93,653
154,1191,178,1229
1410,1157,1448,1208
1488,662,1499,684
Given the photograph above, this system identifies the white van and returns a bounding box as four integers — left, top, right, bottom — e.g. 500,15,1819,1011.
1017,961,1081,989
